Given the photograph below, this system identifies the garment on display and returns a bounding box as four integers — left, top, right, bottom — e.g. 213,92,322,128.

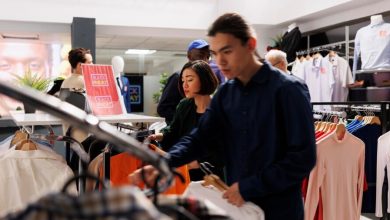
308,102,390,218
184,181,265,220
280,22,302,63
293,46,354,103
0,81,174,191
353,14,390,76
0,131,79,216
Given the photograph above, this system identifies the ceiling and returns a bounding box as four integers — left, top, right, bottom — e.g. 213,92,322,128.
0,0,388,74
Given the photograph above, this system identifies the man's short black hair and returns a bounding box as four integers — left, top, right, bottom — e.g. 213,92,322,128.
207,13,253,45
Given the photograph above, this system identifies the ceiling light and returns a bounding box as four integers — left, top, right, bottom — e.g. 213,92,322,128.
125,49,156,55
1,33,39,40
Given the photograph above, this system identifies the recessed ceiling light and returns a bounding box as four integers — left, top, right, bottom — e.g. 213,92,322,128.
125,49,156,55
1,33,39,40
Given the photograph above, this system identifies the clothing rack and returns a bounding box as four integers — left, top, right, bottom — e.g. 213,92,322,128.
312,101,390,134
0,81,174,193
312,101,390,219
296,40,355,57
313,109,347,120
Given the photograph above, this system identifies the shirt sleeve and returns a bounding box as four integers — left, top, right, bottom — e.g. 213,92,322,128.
304,154,325,220
160,100,186,151
239,81,316,199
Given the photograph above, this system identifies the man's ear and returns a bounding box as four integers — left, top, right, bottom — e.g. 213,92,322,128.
247,37,257,51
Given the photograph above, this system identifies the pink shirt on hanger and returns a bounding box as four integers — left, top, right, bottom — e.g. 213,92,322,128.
304,131,365,220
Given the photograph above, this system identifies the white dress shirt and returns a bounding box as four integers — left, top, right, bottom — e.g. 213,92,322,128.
183,181,265,220
0,147,76,216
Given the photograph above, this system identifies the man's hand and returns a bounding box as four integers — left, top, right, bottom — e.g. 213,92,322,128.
222,182,245,207
128,165,160,186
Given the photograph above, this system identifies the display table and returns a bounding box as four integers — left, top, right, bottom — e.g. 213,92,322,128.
9,111,63,126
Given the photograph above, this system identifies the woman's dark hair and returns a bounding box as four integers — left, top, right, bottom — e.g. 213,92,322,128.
178,60,219,96
68,48,91,69
207,13,253,45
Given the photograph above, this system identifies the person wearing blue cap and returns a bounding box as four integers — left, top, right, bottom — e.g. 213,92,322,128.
157,39,221,124
187,39,225,85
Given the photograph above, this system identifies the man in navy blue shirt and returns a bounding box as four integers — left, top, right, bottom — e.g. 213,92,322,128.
132,13,316,220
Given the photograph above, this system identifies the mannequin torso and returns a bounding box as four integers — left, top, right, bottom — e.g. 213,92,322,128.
111,56,125,88
111,56,131,113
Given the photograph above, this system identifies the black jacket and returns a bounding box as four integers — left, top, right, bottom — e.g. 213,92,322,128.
157,72,183,124
280,27,302,63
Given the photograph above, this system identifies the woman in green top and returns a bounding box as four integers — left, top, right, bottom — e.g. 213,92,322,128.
149,60,223,180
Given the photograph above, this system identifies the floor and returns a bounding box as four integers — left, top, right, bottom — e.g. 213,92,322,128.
361,213,379,219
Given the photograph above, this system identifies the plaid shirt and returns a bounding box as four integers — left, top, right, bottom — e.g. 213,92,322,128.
1,187,170,220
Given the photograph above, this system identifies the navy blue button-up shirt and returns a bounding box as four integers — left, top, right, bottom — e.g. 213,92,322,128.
168,63,316,220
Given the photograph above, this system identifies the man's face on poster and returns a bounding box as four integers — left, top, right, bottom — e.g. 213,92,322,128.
0,42,50,81
0,42,51,115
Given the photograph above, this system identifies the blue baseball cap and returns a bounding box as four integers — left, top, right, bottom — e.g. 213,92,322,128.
187,39,209,52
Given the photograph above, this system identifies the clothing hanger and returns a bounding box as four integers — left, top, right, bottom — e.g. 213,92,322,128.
314,121,319,131
335,123,346,140
366,109,381,125
15,139,37,151
318,113,331,132
10,129,28,148
199,162,228,192
11,127,37,151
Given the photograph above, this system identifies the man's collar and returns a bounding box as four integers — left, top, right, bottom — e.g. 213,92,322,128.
232,62,271,86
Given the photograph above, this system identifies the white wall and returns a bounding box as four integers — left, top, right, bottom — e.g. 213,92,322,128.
295,0,390,32
143,75,161,116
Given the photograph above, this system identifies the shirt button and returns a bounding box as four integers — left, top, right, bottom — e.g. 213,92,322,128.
242,111,247,115
242,129,248,134
243,92,249,96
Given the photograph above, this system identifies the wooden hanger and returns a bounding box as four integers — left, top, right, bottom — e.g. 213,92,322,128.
11,130,28,148
322,122,332,133
329,122,337,132
15,139,37,151
202,174,229,192
367,116,381,125
354,114,363,121
314,121,319,130
199,162,229,192
335,123,346,140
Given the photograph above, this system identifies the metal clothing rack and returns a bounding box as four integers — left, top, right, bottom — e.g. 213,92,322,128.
313,101,390,219
312,101,390,134
296,40,354,57
0,81,174,193
313,109,347,120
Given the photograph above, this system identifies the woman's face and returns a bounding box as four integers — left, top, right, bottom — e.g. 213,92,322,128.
181,68,201,98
